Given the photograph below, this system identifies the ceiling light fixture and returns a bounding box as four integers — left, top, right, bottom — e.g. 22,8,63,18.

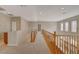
61,7,67,14
40,12,42,15
61,8,65,10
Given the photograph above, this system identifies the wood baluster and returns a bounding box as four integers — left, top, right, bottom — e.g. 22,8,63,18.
75,36,77,54
73,36,74,53
53,32,56,53
61,36,63,52
59,36,61,50
58,36,60,52
67,36,69,54
71,36,73,54
57,35,59,53
59,36,60,52
56,35,58,53
61,37,63,53
77,35,78,54
57,36,59,48
57,36,59,51
70,36,72,54
66,36,68,54
62,36,64,53
56,36,57,46
73,36,75,54
69,36,71,54
72,36,74,54
65,36,67,54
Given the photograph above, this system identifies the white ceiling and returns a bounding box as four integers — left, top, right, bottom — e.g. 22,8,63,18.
0,5,79,22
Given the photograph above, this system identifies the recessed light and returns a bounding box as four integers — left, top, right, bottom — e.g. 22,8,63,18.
40,12,42,15
61,8,65,10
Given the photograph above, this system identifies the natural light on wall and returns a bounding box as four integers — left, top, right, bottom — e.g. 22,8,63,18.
65,22,69,32
71,20,77,32
60,23,64,31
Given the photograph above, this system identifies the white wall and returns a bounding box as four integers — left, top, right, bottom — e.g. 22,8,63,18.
8,18,29,46
29,22,57,33
0,12,57,46
17,19,29,44
8,32,17,46
0,13,16,46
0,13,11,46
0,13,10,32
0,14,29,46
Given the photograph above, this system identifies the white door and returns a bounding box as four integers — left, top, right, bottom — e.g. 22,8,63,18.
12,22,16,31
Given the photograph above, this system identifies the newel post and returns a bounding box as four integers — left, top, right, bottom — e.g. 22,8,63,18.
53,31,56,42
53,31,56,53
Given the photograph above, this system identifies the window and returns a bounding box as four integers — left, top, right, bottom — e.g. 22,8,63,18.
65,22,69,31
71,20,77,32
60,23,64,31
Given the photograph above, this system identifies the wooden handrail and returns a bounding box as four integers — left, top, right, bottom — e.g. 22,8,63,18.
42,30,54,35
56,35,78,54
42,30,79,54
42,30,63,54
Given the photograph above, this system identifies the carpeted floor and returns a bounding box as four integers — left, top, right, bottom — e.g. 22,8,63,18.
0,31,49,54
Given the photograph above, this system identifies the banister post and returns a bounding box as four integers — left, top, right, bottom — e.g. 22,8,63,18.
54,32,56,40
53,31,56,53
77,36,79,53
53,32,56,44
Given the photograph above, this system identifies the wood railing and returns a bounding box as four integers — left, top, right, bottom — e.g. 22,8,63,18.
42,30,79,54
56,35,79,54
31,31,37,43
42,30,63,54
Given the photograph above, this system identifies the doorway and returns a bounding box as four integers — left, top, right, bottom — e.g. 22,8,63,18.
38,24,41,31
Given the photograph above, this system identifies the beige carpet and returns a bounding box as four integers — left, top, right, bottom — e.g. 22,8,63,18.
0,31,49,54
